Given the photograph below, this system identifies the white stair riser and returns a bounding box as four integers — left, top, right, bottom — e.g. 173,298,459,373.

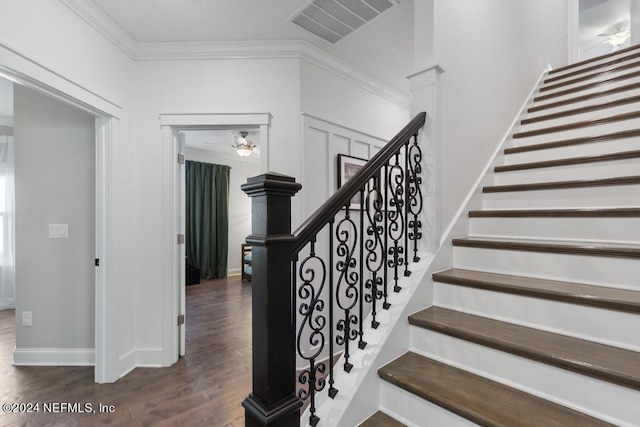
539,65,640,96
533,75,640,107
468,216,640,244
379,382,478,427
493,159,640,185
433,283,640,351
452,245,640,289
504,137,640,164
512,119,640,147
482,185,640,209
410,328,640,427
519,102,640,132
548,52,640,81
525,87,640,119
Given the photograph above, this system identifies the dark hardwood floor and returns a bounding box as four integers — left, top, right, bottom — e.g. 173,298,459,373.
0,275,252,427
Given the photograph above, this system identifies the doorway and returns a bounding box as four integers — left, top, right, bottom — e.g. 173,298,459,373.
159,113,269,361
0,48,117,382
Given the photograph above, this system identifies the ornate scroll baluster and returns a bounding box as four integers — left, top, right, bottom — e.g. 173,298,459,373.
358,188,367,349
335,206,359,373
386,153,405,293
408,133,423,262
296,239,327,427
364,174,387,328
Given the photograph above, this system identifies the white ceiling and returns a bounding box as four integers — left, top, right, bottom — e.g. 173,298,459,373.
90,0,414,92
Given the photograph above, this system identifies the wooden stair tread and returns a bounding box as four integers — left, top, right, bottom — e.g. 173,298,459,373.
452,236,640,259
483,174,640,193
408,307,640,391
378,352,615,427
521,94,640,125
529,82,640,113
495,149,640,172
359,411,406,427
535,69,640,103
513,110,640,139
433,268,640,313
468,207,640,217
545,50,640,83
541,59,640,92
505,129,640,154
550,43,640,75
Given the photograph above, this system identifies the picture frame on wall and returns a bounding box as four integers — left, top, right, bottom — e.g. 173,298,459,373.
337,154,368,210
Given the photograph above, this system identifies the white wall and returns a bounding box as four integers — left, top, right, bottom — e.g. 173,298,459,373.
300,60,410,143
13,85,95,360
434,0,569,236
184,148,259,276
131,58,301,351
0,0,137,377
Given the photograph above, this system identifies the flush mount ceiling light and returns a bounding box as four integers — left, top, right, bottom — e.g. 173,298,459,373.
234,131,256,157
290,0,398,44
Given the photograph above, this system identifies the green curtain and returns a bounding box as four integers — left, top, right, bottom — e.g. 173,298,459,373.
185,161,230,279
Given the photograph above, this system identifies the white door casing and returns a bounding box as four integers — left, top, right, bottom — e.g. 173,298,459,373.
159,113,270,363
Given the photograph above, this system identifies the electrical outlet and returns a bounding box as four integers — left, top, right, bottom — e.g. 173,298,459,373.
22,311,32,327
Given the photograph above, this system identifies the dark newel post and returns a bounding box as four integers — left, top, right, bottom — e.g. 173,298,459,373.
241,172,303,427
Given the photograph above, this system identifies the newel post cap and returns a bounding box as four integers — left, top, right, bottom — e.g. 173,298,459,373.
241,172,302,198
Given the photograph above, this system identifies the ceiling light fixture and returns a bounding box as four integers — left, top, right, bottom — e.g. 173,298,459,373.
235,131,255,157
607,30,630,46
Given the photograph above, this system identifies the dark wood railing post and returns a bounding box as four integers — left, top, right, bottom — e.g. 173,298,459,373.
241,172,303,427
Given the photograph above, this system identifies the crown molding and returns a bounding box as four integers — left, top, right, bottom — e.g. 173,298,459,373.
297,42,409,108
60,0,137,59
59,0,409,109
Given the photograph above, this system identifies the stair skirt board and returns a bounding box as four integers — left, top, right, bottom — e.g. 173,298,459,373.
407,332,637,426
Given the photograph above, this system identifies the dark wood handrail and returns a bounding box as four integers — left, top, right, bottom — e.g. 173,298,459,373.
292,112,427,255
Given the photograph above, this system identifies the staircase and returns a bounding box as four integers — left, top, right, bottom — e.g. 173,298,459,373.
361,46,640,426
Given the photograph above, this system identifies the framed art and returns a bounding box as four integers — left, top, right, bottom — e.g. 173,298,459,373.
337,154,368,209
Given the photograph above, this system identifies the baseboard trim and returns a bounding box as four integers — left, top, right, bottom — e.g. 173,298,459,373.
0,299,14,310
117,348,165,379
13,348,94,366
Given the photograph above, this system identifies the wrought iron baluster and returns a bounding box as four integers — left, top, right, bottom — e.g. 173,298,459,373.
387,153,405,293
296,238,327,427
383,163,389,308
365,174,385,327
328,220,337,399
408,133,423,262
335,205,359,373
358,187,366,349
403,142,411,277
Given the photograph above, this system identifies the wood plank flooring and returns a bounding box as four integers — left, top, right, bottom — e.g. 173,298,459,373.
0,275,252,427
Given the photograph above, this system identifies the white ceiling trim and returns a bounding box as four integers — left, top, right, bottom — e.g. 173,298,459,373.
59,0,409,109
60,0,137,59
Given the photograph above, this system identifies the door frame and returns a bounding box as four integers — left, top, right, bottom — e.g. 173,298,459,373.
568,0,580,64
0,42,119,383
159,113,270,361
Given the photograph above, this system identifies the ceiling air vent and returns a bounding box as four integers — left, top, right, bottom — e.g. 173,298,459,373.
291,0,398,44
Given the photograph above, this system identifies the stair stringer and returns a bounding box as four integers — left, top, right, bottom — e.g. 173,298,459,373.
314,68,551,427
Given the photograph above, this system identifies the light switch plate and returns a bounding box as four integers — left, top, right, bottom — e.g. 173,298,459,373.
49,224,69,239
